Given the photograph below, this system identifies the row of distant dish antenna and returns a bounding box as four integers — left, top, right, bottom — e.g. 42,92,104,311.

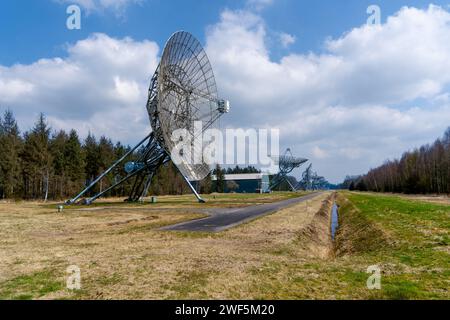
296,164,328,191
269,148,308,191
67,31,230,205
269,149,328,192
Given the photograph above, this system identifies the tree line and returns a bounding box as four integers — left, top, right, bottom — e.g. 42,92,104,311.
0,110,266,200
344,127,450,194
0,110,214,200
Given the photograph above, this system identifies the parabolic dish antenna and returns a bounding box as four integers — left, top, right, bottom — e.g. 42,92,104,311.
151,31,227,181
269,148,308,191
68,31,230,205
296,163,313,190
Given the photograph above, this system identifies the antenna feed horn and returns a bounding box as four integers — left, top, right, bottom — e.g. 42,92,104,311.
218,100,230,114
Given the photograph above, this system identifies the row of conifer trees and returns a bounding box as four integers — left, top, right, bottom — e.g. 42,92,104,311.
0,110,210,200
0,110,263,200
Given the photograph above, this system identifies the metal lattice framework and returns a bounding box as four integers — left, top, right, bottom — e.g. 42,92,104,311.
296,164,328,191
311,174,328,190
269,149,308,191
296,163,313,190
67,31,229,205
152,31,226,181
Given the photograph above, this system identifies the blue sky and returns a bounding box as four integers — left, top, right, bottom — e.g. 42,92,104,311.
1,0,450,183
1,0,443,65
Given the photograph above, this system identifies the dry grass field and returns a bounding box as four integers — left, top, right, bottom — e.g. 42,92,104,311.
0,192,332,299
0,191,448,300
396,194,450,206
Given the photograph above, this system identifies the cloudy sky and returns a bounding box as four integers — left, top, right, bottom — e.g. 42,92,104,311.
1,0,450,183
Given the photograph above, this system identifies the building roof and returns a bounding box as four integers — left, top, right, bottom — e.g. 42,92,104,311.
211,173,267,181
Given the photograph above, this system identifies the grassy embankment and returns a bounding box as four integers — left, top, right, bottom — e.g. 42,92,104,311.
331,192,449,299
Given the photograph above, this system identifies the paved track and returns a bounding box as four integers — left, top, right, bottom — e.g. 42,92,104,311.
161,192,322,232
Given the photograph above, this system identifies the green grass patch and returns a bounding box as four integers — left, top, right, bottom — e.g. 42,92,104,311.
332,192,450,299
246,193,449,299
165,270,213,299
0,270,64,300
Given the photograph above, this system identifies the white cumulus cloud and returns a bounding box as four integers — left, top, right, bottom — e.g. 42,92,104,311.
205,5,450,182
0,33,159,143
312,146,329,160
279,32,296,48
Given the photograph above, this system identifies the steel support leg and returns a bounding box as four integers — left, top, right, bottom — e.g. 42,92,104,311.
66,134,151,205
181,174,205,203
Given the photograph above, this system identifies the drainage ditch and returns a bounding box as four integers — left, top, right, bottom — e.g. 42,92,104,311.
331,202,339,240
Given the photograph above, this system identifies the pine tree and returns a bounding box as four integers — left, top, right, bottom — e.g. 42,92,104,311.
112,142,133,196
0,112,3,197
0,110,22,198
83,133,99,189
98,136,115,171
199,173,212,194
21,113,52,200
50,130,69,199
65,130,85,181
349,181,355,191
97,136,115,195
215,164,225,193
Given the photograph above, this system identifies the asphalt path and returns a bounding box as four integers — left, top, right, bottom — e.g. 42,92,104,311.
161,192,323,232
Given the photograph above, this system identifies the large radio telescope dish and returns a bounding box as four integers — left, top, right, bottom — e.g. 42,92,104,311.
68,31,229,205
149,31,224,181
